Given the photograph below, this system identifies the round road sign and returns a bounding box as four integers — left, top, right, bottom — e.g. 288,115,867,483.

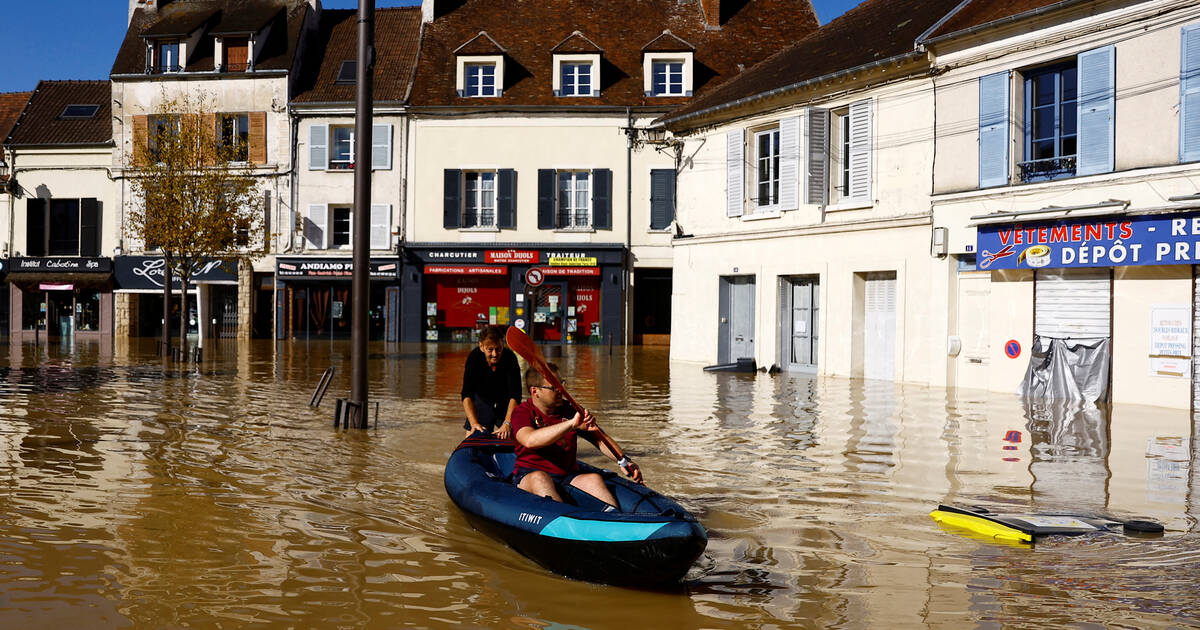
1004,339,1021,359
524,267,544,287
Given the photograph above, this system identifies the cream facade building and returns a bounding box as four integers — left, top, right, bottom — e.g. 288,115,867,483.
929,0,1200,408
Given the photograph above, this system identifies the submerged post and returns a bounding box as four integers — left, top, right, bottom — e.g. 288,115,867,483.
346,0,375,429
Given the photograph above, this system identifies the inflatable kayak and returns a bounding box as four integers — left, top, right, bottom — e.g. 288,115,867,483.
444,434,708,586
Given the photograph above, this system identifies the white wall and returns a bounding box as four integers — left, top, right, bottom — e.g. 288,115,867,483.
8,147,117,258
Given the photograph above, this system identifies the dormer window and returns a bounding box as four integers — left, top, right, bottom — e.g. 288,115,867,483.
465,63,497,97
553,54,600,97
223,37,250,72
641,31,695,97
652,60,685,96
156,41,182,73
453,32,507,98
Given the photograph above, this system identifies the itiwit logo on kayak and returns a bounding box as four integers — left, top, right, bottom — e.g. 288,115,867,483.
519,512,544,525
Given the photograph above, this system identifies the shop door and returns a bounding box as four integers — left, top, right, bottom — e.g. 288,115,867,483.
956,273,991,391
863,272,896,381
532,281,568,342
213,286,238,339
780,277,818,372
1034,269,1111,339
46,291,74,340
718,276,755,364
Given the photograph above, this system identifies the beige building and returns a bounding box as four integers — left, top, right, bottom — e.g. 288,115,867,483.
661,0,965,382
929,0,1200,407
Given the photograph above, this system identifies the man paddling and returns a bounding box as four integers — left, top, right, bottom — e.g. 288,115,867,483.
510,363,642,508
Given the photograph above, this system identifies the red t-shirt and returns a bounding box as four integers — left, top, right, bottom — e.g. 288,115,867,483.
510,399,588,476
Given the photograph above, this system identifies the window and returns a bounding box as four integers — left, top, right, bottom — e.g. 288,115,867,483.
224,38,249,72
754,127,780,208
465,63,497,97
330,206,352,248
156,41,181,73
219,114,250,162
839,114,851,197
557,171,591,229
148,114,180,162
330,126,354,169
25,198,100,257
60,105,99,119
463,171,497,228
824,101,871,206
1021,62,1078,182
561,62,592,96
335,60,356,85
652,61,685,96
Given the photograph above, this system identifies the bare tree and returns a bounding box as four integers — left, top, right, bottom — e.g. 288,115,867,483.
124,93,264,360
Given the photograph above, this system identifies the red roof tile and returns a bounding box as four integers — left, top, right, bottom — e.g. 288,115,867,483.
292,8,423,104
409,0,819,109
0,91,33,149
924,0,1084,41
662,0,966,128
551,32,604,54
5,81,112,147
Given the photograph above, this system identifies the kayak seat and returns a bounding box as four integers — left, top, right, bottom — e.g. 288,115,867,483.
476,450,516,483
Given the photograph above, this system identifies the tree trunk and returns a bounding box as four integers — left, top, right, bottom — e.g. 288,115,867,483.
162,258,172,357
179,274,190,361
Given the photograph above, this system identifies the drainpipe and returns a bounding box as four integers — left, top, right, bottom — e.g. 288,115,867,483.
4,148,14,259
624,107,633,346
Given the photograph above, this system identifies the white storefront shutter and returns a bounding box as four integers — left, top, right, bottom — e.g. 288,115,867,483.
726,128,744,217
978,71,1010,188
1034,268,1111,339
846,99,872,203
1077,46,1116,176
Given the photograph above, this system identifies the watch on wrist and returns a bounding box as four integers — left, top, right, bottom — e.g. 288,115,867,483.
617,456,631,468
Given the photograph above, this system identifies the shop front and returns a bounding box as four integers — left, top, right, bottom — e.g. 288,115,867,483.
401,245,623,344
275,257,400,341
972,209,1200,408
114,256,240,342
6,257,114,342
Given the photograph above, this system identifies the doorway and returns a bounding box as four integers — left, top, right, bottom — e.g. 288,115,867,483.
718,275,755,364
780,276,819,372
531,281,568,342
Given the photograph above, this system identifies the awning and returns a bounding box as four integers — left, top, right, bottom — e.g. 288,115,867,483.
6,272,113,289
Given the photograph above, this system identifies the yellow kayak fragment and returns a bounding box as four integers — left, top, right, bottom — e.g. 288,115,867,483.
930,508,1033,544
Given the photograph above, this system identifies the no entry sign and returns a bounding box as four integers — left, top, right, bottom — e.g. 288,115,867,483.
524,267,544,287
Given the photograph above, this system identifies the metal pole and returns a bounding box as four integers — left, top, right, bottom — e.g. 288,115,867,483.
348,0,375,430
624,108,633,346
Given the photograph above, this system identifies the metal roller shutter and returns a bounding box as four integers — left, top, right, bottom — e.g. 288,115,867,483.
1034,268,1111,339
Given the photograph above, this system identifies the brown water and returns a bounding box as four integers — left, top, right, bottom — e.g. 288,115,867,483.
0,339,1198,629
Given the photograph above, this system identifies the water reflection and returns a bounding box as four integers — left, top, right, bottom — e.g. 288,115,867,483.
0,340,1197,628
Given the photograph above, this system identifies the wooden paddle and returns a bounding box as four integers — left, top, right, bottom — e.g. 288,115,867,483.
505,325,630,466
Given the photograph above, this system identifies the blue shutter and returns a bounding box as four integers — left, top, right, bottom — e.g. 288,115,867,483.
592,168,612,230
726,129,744,217
1077,46,1115,176
649,168,675,230
497,169,516,228
371,124,392,170
308,124,327,170
1181,24,1200,163
537,169,556,229
778,116,800,211
443,169,461,229
978,72,1010,188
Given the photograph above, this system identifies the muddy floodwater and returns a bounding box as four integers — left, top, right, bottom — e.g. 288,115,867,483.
0,339,1198,629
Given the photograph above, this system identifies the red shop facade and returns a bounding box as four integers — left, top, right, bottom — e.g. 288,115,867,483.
400,244,624,344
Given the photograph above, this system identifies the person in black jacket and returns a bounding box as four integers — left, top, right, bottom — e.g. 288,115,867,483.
461,325,522,438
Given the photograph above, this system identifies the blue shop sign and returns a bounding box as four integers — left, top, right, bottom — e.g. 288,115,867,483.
976,212,1200,270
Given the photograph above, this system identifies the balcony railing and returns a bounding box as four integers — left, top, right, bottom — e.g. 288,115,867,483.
222,62,250,73
1018,155,1076,183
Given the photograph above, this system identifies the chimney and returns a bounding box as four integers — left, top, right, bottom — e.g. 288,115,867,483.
700,0,720,28
129,0,153,25
421,0,435,23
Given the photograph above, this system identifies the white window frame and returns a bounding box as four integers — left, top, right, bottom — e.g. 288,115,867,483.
753,126,781,212
456,55,505,97
553,53,600,97
219,113,250,164
329,205,353,249
156,40,182,73
557,170,592,230
462,170,498,229
643,52,693,96
330,126,355,170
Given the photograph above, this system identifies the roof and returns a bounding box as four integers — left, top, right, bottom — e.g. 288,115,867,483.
923,0,1084,41
551,32,603,54
661,0,967,129
408,0,819,109
111,0,309,76
4,81,112,147
0,92,32,149
292,8,423,104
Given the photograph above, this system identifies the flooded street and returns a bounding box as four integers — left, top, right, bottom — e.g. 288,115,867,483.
0,340,1198,629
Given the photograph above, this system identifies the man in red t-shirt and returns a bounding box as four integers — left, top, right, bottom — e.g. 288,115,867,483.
510,363,642,507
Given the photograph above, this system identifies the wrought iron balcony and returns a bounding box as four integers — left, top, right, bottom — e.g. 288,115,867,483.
1018,155,1076,183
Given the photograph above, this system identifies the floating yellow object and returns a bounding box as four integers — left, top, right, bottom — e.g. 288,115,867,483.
930,508,1032,543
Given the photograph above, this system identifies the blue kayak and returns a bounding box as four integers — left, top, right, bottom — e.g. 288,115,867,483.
444,434,708,586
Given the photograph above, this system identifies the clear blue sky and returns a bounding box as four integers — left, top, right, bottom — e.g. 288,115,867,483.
0,0,858,93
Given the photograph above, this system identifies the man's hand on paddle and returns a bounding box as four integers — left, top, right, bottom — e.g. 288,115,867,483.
572,409,644,484
570,409,599,433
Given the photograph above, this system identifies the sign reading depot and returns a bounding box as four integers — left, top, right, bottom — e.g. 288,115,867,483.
976,211,1200,270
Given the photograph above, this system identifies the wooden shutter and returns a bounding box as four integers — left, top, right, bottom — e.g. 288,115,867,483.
305,204,327,249
132,114,149,166
249,111,267,164
370,204,390,249
1181,24,1200,163
778,116,800,211
26,198,46,257
1077,46,1115,176
978,72,1010,188
308,124,327,170
443,169,461,229
726,129,744,217
592,168,612,230
846,99,872,202
80,198,100,257
371,124,392,170
497,168,516,228
203,113,218,164
805,108,828,206
538,169,556,229
649,168,675,230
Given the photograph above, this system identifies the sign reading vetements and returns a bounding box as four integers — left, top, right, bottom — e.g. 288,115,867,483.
977,211,1200,270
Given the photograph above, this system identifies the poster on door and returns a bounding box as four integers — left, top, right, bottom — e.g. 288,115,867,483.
571,280,600,341
1149,304,1190,377
430,276,510,328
